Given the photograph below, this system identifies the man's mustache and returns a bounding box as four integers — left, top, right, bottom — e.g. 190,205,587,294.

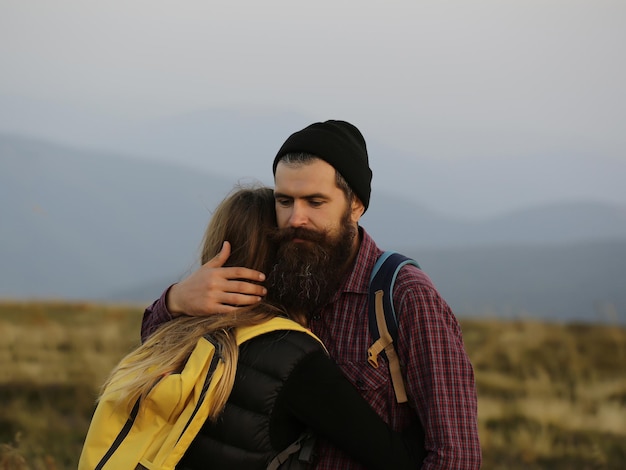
269,227,327,244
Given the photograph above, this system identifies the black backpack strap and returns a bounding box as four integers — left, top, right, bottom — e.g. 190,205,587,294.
367,251,420,404
176,334,223,444
267,430,317,470
95,399,141,470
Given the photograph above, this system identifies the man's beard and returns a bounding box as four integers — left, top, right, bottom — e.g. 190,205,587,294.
266,216,357,318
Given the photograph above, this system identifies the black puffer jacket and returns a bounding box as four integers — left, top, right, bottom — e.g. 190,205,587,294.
179,330,322,469
178,329,421,470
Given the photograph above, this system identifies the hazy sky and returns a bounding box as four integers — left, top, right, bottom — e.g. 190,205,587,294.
1,0,625,216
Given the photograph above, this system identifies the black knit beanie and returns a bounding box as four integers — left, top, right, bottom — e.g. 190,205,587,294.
273,120,372,211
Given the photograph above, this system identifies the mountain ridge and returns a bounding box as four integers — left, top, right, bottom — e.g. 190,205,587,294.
2,96,626,218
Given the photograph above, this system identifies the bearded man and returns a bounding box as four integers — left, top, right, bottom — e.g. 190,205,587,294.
141,120,482,469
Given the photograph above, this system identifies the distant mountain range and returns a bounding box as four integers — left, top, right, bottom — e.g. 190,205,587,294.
2,133,625,323
2,95,626,219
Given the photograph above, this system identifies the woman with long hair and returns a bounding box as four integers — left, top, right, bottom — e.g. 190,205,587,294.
82,186,422,469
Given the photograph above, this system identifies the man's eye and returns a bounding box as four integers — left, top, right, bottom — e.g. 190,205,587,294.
277,199,291,206
309,200,323,207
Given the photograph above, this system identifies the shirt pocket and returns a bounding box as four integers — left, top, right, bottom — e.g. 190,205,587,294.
338,361,395,420
338,360,391,399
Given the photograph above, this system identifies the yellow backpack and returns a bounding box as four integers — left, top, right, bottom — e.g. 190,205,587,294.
78,317,322,470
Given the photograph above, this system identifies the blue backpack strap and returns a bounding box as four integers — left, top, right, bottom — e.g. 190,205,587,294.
368,251,420,343
367,251,420,403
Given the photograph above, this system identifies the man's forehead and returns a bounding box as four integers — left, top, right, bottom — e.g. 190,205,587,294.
275,158,335,182
274,157,334,172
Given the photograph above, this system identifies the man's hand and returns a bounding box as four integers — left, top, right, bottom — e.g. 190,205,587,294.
166,241,267,316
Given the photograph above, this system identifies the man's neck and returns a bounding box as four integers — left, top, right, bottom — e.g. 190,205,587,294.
338,225,363,279
348,225,363,263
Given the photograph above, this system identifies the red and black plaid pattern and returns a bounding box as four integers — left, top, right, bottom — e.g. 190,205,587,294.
308,229,481,469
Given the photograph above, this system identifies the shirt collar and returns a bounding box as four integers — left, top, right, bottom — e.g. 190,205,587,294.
335,226,383,297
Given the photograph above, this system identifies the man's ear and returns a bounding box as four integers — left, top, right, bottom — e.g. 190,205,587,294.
350,197,365,223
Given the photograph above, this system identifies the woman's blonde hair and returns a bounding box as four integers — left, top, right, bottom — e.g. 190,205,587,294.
99,185,286,420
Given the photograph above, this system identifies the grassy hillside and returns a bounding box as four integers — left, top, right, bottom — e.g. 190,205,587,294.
1,301,625,469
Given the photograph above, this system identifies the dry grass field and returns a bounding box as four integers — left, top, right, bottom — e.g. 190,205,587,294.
0,300,625,469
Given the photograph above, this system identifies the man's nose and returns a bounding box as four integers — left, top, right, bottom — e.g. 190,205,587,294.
288,202,308,227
